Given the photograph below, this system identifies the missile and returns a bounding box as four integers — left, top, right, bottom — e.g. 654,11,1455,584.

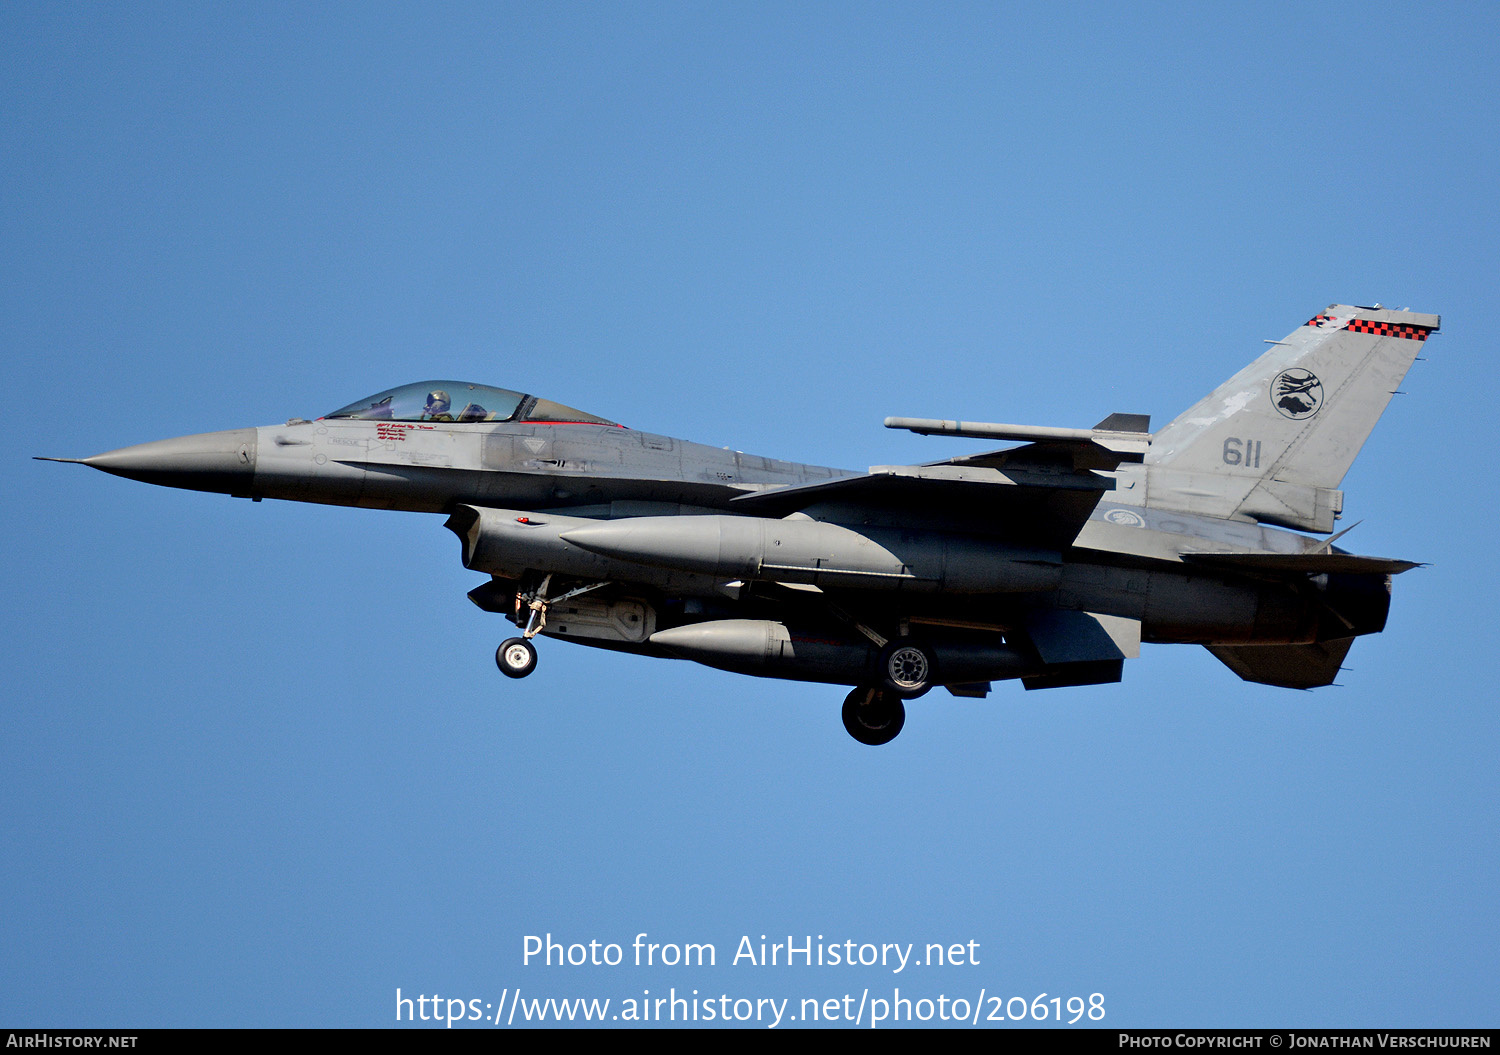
561,515,1060,593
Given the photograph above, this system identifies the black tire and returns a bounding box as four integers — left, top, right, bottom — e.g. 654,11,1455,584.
878,639,935,697
496,637,538,679
841,686,906,746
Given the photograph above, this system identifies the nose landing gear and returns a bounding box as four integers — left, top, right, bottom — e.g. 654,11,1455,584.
495,575,548,680
494,575,612,680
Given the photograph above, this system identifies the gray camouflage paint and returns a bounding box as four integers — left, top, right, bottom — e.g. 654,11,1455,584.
48,304,1436,741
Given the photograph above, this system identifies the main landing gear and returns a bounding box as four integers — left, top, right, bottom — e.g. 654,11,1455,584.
878,639,935,697
840,635,933,745
841,686,906,746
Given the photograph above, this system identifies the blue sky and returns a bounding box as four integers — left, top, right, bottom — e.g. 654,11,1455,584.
3,1,1497,1028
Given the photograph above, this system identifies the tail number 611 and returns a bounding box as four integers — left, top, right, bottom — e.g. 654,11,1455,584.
1223,438,1263,468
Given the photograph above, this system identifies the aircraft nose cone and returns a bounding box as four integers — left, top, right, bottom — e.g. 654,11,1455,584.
84,428,258,496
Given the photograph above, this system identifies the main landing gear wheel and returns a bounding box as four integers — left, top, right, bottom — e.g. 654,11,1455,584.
878,639,934,698
496,637,538,679
842,686,906,746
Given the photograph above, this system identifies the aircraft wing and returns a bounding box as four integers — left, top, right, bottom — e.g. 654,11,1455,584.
730,455,1114,548
737,411,1152,547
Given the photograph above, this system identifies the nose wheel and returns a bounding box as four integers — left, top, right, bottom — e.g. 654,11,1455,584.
496,637,538,679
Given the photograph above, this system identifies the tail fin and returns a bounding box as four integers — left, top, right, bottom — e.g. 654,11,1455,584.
1146,305,1438,532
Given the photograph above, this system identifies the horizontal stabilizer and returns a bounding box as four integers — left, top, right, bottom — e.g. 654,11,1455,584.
1180,551,1421,576
1206,638,1355,689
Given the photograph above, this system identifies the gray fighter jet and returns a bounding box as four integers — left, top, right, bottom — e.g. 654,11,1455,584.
42,304,1436,744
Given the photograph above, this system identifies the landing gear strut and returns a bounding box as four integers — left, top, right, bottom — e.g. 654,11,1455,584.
821,600,934,700
841,686,906,746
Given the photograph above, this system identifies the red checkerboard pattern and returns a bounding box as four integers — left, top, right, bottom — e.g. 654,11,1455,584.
1303,314,1432,340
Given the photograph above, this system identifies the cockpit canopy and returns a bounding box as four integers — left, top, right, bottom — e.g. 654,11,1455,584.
323,381,619,426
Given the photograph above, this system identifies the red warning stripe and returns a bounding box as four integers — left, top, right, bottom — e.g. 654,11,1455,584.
1303,314,1432,340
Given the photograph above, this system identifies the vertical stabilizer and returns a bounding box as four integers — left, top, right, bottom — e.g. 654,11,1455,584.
1146,305,1438,531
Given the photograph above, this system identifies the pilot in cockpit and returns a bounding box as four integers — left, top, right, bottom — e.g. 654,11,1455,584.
422,390,454,422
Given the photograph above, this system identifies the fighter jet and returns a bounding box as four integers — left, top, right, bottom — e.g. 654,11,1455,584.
42,304,1436,744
